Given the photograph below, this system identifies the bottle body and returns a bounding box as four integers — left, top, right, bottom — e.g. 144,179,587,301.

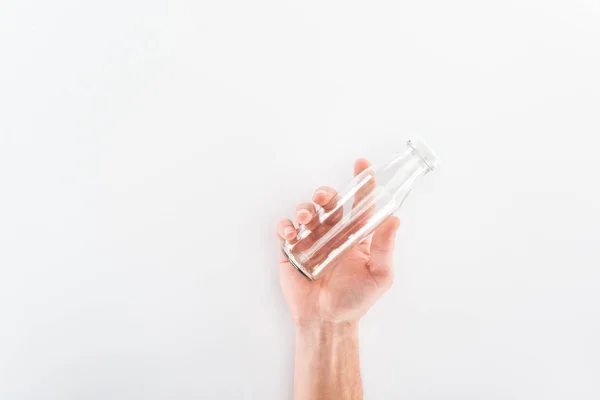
282,140,439,280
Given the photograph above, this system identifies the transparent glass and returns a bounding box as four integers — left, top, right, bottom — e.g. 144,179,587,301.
281,140,440,280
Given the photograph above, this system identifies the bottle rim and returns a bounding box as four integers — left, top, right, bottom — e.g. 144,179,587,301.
407,140,440,172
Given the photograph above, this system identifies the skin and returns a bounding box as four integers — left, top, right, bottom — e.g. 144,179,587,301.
276,158,401,400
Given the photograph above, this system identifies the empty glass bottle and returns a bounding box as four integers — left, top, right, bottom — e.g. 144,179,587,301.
281,140,440,280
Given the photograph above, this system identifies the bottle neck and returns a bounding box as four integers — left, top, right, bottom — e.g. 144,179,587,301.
380,147,432,203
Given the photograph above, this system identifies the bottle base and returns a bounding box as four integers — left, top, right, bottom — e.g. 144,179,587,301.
281,242,315,281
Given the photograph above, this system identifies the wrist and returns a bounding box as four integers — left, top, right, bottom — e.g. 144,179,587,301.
295,320,359,341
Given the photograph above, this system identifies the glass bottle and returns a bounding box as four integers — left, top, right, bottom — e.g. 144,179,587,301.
281,140,440,280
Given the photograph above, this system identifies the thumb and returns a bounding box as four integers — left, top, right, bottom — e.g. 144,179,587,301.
368,216,401,278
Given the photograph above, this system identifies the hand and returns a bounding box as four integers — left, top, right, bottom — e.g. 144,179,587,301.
276,158,401,327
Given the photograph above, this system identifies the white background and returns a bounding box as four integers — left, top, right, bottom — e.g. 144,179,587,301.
1,1,599,399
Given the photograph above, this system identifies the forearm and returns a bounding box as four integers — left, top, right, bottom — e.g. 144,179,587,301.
294,321,362,400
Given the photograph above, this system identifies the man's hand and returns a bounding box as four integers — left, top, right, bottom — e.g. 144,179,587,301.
276,158,401,400
276,158,400,326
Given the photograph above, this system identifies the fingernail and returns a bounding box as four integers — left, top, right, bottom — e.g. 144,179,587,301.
296,209,311,223
314,189,328,198
283,227,295,237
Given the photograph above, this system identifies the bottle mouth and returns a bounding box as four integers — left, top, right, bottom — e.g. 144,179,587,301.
407,140,440,171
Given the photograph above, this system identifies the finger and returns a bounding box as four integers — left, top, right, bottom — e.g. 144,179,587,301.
368,216,401,282
315,190,344,231
354,158,371,177
313,186,343,227
276,218,297,241
295,202,318,227
312,186,338,211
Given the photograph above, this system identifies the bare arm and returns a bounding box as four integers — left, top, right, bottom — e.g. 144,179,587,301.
294,322,362,400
